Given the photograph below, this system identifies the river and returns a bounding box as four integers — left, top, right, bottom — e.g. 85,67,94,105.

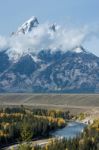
3,122,86,150
51,122,86,139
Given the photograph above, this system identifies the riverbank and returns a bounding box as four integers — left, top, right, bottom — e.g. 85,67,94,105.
3,121,86,150
51,121,86,139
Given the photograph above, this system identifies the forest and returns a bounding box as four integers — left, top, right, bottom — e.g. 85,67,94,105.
18,119,99,150
0,107,71,148
1,107,99,150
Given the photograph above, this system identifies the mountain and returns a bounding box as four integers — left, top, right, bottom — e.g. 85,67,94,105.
15,16,39,35
0,17,99,93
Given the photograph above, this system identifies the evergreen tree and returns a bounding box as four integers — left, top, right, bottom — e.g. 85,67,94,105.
20,119,33,142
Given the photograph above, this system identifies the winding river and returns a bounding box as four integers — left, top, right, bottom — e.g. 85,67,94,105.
3,122,86,150
51,122,86,139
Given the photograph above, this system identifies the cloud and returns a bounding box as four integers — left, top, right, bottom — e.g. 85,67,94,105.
0,22,98,60
0,36,8,50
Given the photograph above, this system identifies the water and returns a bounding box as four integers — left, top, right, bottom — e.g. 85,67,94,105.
52,122,86,139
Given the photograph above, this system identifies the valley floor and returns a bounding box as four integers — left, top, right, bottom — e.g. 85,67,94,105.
0,93,99,114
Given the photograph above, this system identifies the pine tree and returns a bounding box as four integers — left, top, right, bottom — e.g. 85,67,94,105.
20,119,33,142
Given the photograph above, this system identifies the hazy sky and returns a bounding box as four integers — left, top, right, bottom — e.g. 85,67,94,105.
0,0,99,55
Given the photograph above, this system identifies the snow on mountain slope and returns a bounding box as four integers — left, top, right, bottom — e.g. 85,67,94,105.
16,16,39,35
71,46,90,54
0,47,99,93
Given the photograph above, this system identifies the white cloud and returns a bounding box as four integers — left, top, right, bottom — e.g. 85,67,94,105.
0,36,8,50
0,22,98,60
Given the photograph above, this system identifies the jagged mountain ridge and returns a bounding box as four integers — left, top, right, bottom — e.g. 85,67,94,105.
13,16,56,36
16,16,39,35
0,47,99,93
0,17,99,93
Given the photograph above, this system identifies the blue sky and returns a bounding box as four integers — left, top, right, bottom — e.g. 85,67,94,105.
0,0,99,55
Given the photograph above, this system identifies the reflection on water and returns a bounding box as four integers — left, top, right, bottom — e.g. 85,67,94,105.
52,122,86,139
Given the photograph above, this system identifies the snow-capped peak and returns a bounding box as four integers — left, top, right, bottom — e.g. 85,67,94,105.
16,16,39,35
72,46,86,53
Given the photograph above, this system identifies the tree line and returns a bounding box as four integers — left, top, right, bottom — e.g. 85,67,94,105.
17,122,99,150
0,107,71,148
